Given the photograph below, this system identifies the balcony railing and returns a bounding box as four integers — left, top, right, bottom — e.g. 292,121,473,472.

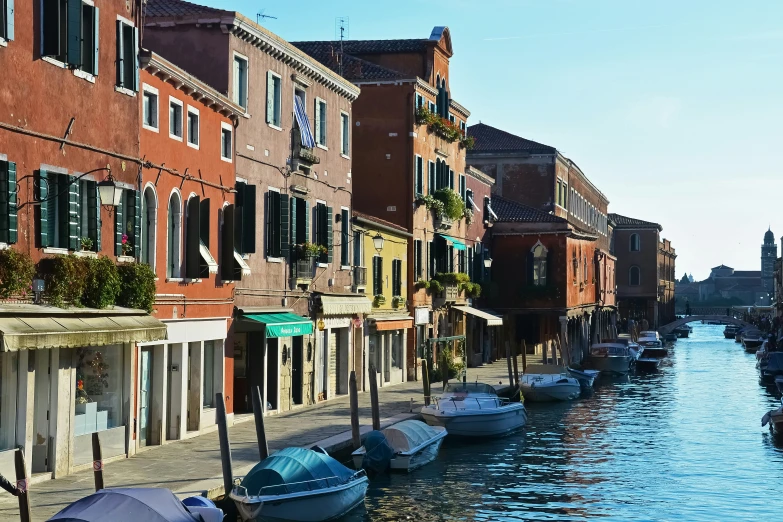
353,266,367,286
294,258,314,286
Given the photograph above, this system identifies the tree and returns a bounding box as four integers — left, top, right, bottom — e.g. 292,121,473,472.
680,273,690,284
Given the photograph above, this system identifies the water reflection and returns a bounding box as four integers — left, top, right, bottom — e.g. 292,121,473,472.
344,325,783,521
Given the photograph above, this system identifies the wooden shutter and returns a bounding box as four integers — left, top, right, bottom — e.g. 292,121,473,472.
373,256,381,295
341,209,349,266
0,161,16,244
221,204,235,280
68,178,80,251
132,190,141,257
325,206,333,264
427,241,434,278
265,191,279,257
200,198,210,247
66,0,82,66
91,6,99,76
234,182,245,253
449,169,454,190
289,196,298,251
37,170,50,247
6,0,14,41
393,259,401,296
467,247,473,281
242,184,256,254
42,0,61,57
115,20,124,86
314,100,321,145
266,71,274,124
133,27,140,92
279,194,289,259
185,196,200,279
114,190,124,255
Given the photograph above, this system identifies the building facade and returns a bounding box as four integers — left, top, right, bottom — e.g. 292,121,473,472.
658,239,676,326
143,0,365,415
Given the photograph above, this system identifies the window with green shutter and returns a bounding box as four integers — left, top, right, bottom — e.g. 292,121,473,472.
428,161,435,195
413,239,422,280
37,171,80,250
372,256,382,296
1,0,14,42
266,190,282,258
414,156,423,196
266,72,282,126
340,208,349,267
392,259,402,297
185,196,201,279
459,174,466,201
314,202,332,264
315,98,327,147
78,179,100,251
0,160,17,244
234,182,256,255
41,0,98,75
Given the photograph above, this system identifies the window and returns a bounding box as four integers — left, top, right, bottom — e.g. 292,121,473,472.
289,196,309,255
74,347,125,433
142,87,158,130
353,230,363,267
630,233,640,252
428,100,436,113
315,98,327,147
265,189,285,258
186,108,199,147
340,112,350,156
167,192,182,278
1,0,14,42
465,189,474,210
37,171,79,250
42,0,99,76
141,186,156,268
372,256,383,296
221,124,233,161
629,266,641,286
169,98,183,140
392,259,402,297
459,174,466,202
340,208,349,267
414,239,422,281
77,179,100,252
449,168,454,190
414,155,424,196
234,182,256,255
415,93,424,110
427,240,434,279
0,159,18,245
266,71,282,127
232,54,248,109
116,19,139,90
467,246,474,281
202,340,217,408
113,189,140,257
428,161,435,194
314,202,333,264
457,250,465,274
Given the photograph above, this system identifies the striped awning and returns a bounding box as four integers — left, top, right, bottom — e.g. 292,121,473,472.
453,306,503,326
294,95,316,149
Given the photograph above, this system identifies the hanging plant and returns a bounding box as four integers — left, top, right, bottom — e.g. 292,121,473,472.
433,189,467,221
295,242,327,258
414,279,430,291
0,249,35,299
415,194,446,219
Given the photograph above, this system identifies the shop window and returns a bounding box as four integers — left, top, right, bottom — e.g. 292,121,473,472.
74,346,124,435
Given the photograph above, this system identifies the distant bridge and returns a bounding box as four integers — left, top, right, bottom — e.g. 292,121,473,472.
659,316,752,335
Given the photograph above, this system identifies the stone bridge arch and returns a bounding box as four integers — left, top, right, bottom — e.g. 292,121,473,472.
659,316,752,335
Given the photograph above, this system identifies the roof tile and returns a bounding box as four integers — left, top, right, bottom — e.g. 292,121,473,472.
492,196,567,224
290,42,408,82
144,0,231,18
608,213,662,231
466,123,556,154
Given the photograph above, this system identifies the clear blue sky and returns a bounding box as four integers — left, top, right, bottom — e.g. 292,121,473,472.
202,0,783,281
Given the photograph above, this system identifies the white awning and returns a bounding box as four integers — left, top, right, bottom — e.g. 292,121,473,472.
452,306,503,326
234,250,251,276
487,204,499,221
200,241,218,274
320,295,372,315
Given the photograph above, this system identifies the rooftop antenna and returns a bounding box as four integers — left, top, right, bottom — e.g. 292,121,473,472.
335,17,349,76
256,9,277,25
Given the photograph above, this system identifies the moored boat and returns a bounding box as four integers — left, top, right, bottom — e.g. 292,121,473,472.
759,352,783,385
762,398,783,439
635,348,661,372
663,332,678,342
351,420,447,472
742,330,764,353
724,325,740,339
735,329,743,343
420,382,527,437
589,342,634,375
637,331,668,357
520,365,581,402
230,447,369,522
567,367,600,390
673,325,690,338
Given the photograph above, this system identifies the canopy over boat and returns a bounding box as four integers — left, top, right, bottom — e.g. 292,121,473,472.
383,420,442,452
48,488,202,522
241,447,355,496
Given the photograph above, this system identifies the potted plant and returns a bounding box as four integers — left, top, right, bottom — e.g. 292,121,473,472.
80,237,93,251
295,242,327,258
121,234,132,256
373,294,386,306
392,296,405,308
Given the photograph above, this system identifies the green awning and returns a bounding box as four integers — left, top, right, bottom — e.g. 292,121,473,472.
438,233,466,250
243,313,314,338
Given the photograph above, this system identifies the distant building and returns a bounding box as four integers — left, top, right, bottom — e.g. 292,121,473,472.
693,265,767,306
762,228,777,298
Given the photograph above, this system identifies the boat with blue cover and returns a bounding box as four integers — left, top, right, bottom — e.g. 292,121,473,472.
352,420,447,472
229,447,368,522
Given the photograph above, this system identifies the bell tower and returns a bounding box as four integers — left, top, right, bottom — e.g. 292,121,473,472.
762,228,777,297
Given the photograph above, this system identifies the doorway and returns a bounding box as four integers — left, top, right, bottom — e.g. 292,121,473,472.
139,348,153,447
292,337,303,405
266,338,279,411
32,350,51,473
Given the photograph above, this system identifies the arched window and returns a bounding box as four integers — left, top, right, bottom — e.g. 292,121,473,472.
629,266,641,286
630,233,640,252
142,186,157,270
167,191,182,278
531,243,548,286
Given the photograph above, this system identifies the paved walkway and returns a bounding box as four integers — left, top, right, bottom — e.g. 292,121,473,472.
0,358,519,520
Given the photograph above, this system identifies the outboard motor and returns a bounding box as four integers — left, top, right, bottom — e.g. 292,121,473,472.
361,430,394,474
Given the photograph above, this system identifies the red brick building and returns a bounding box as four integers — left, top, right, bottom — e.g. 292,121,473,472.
293,27,499,381
136,50,243,447
143,0,366,415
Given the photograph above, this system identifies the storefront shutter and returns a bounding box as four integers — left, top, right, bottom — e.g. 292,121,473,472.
66,0,83,66
68,178,80,251
279,194,289,259
221,204,235,279
185,196,200,279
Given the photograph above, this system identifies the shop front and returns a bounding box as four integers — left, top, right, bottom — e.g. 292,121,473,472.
366,314,413,387
452,306,504,367
0,305,166,479
233,309,315,415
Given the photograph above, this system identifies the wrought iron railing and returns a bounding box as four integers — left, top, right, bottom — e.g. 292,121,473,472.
353,266,367,286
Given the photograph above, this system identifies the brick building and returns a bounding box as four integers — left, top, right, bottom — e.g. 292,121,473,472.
610,213,676,329
293,27,498,382
136,50,243,447
143,0,367,415
0,1,169,479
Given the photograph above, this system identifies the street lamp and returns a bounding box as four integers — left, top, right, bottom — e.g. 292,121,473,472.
372,233,384,253
97,168,123,211
483,257,493,269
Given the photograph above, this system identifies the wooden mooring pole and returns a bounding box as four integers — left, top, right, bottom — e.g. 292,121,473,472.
92,432,104,491
349,371,361,450
422,359,431,406
368,365,381,431
521,339,528,372
216,392,233,497
511,341,520,387
251,385,269,460
505,340,514,387
15,449,31,522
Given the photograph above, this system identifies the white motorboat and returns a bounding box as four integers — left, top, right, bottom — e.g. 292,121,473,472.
742,330,765,353
567,367,600,390
351,420,447,472
230,447,368,522
637,331,668,357
420,382,527,437
589,342,634,375
519,365,581,402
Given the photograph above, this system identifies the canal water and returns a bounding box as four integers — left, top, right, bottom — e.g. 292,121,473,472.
346,324,783,521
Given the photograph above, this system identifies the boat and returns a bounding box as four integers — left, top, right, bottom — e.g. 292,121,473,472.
420,382,527,437
589,342,635,376
724,325,741,339
567,367,600,390
735,329,744,343
742,330,765,353
759,352,783,385
663,332,678,342
230,447,369,522
635,348,661,372
637,331,668,358
519,365,581,402
351,420,447,472
673,325,690,338
48,488,218,522
762,398,783,439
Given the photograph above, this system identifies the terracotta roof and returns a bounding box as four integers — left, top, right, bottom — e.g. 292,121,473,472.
144,0,231,18
293,39,430,56
352,211,409,233
289,42,408,82
492,196,567,224
607,213,663,231
466,123,556,154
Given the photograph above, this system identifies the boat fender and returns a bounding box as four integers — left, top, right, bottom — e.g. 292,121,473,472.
519,390,525,404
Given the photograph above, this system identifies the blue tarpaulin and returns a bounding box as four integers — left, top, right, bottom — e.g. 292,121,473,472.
241,447,354,496
48,488,203,522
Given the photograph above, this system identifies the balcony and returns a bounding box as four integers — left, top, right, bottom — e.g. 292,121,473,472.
434,215,454,231
292,132,320,173
293,258,314,288
353,266,367,289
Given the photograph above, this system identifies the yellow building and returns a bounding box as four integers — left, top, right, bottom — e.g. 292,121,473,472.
352,212,412,389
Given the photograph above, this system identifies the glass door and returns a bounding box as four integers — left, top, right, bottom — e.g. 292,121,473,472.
139,348,153,446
